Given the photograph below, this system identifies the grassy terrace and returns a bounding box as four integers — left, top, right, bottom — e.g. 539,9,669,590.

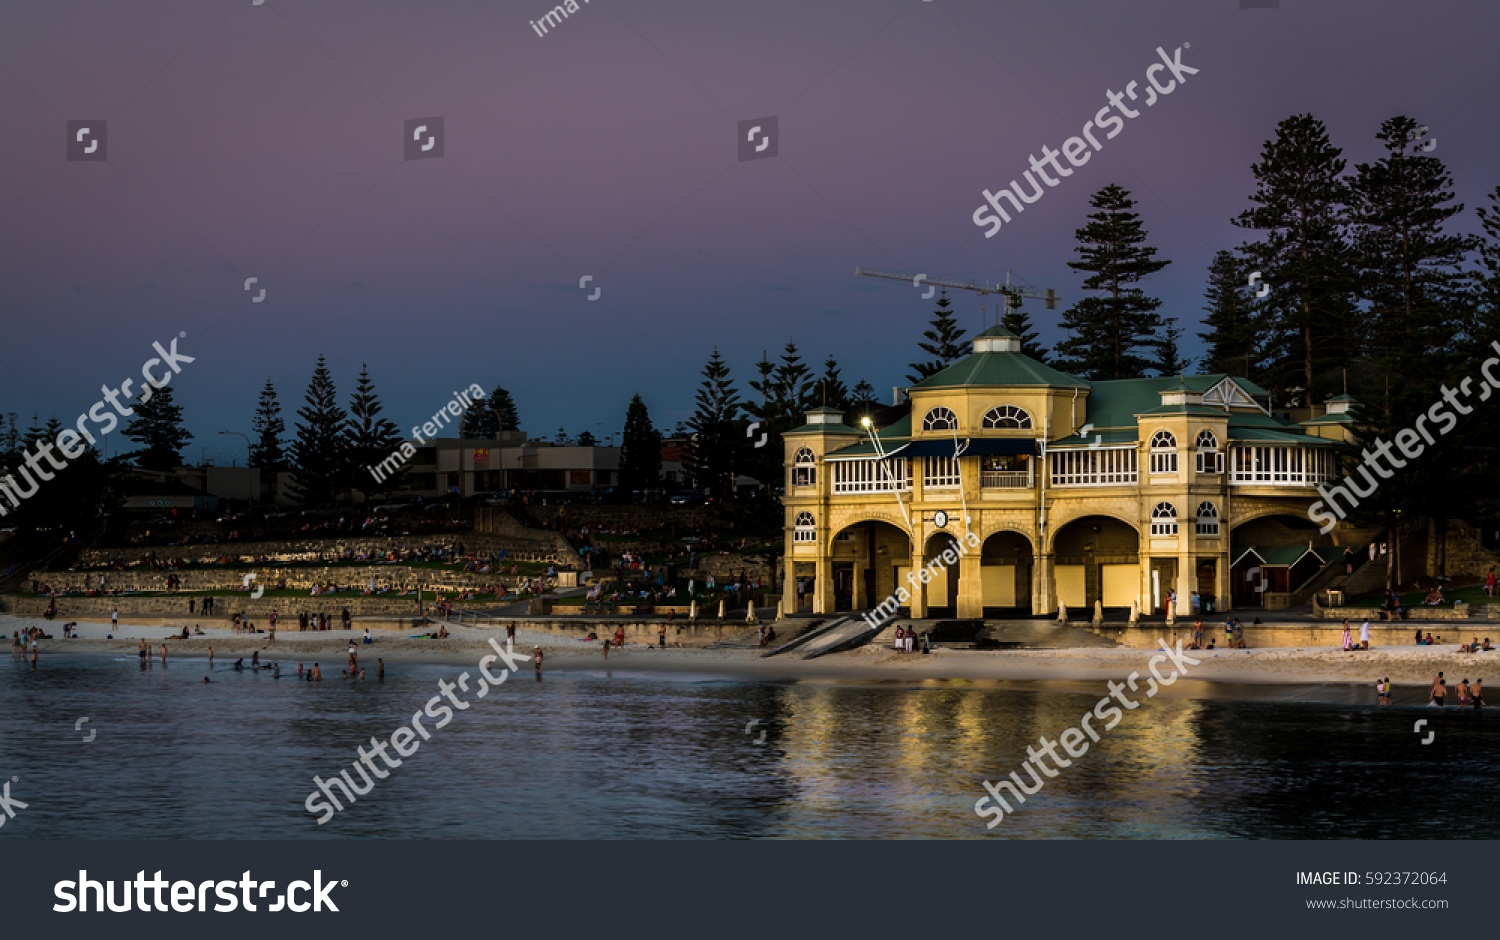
1345,586,1493,608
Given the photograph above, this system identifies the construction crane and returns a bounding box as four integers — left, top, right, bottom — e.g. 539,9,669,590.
854,267,1058,325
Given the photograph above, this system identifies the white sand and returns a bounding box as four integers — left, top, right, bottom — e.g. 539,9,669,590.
4,613,1489,688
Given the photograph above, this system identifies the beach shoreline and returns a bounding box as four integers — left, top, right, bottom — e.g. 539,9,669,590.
6,613,1493,689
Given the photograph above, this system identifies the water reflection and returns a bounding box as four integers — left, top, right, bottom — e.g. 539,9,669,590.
0,655,1492,840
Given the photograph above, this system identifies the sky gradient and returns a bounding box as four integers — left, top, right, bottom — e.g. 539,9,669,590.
3,0,1498,463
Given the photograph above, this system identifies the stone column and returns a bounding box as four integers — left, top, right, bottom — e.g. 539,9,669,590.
957,552,984,619
813,550,834,614
907,546,927,619
852,561,867,610
1216,550,1231,614
1034,552,1055,616
1176,549,1194,617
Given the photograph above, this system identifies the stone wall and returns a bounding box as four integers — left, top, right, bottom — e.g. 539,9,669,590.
28,564,524,595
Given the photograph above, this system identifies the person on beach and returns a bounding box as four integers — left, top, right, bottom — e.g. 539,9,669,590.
378,658,385,679
1360,619,1371,651
602,637,610,659
251,650,259,668
112,608,119,631
30,644,37,671
1189,619,1204,650
203,676,210,684
533,645,544,675
894,626,905,653
613,626,625,649
1458,679,1470,707
1341,621,1352,651
1385,591,1400,622
1431,672,1447,707
312,663,322,681
1472,678,1484,709
507,622,516,644
208,646,213,665
233,658,244,671
160,643,168,664
757,621,766,648
1377,678,1390,705
363,628,371,645
659,622,667,648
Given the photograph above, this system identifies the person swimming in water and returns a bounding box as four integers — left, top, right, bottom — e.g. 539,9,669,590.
233,658,244,671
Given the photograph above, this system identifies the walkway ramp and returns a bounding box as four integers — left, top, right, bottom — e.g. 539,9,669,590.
795,616,879,660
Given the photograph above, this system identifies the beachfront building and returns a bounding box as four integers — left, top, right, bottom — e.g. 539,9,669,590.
781,326,1359,619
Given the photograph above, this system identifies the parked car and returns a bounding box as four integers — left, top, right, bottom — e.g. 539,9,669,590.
670,490,702,507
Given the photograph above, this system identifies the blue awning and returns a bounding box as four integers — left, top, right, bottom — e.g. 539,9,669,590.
886,438,1037,458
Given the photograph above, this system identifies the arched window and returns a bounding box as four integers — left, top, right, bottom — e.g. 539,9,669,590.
1195,501,1219,536
1150,502,1178,536
922,407,957,431
1194,430,1222,474
793,447,816,487
981,405,1032,430
793,511,816,542
1149,430,1177,475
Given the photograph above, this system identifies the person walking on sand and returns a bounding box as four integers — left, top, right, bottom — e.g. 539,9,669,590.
602,637,610,660
112,608,119,632
1360,618,1371,651
659,622,667,649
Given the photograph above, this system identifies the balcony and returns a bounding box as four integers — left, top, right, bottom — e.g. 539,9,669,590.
980,470,1031,489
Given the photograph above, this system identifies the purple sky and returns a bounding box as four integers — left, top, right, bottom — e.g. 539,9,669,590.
2,0,1498,463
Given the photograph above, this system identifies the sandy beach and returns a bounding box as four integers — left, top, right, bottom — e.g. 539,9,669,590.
7,612,1493,689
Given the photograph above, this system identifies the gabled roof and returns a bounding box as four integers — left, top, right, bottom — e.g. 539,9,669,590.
1233,544,1342,568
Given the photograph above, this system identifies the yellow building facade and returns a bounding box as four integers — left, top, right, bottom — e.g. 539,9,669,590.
781,327,1352,619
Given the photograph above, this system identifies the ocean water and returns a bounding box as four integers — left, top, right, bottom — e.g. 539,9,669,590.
0,653,1494,839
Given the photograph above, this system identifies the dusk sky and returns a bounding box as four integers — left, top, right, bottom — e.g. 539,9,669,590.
3,0,1498,463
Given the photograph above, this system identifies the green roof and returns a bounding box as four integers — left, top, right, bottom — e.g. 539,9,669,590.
1301,412,1358,425
1045,429,1139,449
1228,427,1332,445
911,351,1090,390
975,324,1017,338
1234,544,1342,568
1082,375,1229,428
823,414,910,457
1135,403,1236,418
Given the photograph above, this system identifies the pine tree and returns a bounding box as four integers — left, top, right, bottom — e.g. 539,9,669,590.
684,348,742,501
1151,319,1191,376
1234,114,1358,407
618,394,661,493
490,387,520,432
1198,250,1264,377
344,364,403,500
1471,186,1500,352
577,430,598,446
817,355,850,410
554,427,571,445
1052,185,1170,380
122,383,192,471
250,379,287,469
288,356,348,507
1000,306,1049,362
907,290,967,383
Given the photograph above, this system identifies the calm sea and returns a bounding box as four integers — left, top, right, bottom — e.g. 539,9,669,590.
0,653,1493,839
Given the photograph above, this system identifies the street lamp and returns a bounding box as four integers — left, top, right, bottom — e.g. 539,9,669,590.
218,431,251,467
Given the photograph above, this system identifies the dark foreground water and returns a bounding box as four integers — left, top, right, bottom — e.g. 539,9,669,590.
0,654,1495,839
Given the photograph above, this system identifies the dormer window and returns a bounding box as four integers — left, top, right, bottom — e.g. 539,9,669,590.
922,407,957,431
1150,502,1178,536
982,405,1032,430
